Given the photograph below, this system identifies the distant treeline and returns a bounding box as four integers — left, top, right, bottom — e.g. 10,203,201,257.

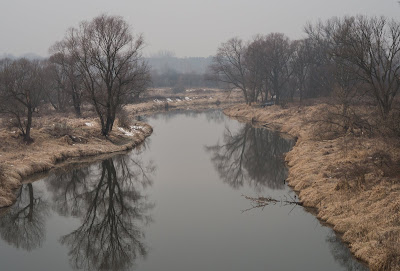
147,55,218,90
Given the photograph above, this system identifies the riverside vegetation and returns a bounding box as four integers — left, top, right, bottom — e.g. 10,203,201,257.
1,12,400,271
208,15,400,271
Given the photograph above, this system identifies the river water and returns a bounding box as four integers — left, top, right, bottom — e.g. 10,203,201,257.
0,110,367,271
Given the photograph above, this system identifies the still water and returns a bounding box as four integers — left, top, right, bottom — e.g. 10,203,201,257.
0,110,367,271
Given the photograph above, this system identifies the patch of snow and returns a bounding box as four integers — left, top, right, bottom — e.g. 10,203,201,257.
85,122,94,127
185,97,191,101
131,125,143,130
167,98,173,102
118,127,134,137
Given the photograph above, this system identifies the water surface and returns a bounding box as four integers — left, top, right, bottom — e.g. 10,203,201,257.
0,110,367,271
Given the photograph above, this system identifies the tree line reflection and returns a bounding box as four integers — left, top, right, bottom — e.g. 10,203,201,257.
0,154,155,271
206,124,295,192
0,183,49,251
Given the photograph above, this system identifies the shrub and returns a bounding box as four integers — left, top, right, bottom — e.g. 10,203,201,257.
117,108,132,129
50,121,72,137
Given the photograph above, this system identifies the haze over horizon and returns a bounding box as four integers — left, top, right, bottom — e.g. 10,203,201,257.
0,0,398,58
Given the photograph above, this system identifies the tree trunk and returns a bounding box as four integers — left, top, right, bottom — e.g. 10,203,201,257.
28,183,34,222
24,107,34,143
72,91,81,117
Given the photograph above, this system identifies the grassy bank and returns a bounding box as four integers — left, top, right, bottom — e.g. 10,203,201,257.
224,103,400,271
0,115,152,208
125,88,243,116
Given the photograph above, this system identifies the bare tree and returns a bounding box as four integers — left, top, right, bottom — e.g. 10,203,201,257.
307,16,400,119
209,37,253,104
263,33,295,105
0,58,46,143
53,14,150,136
47,51,83,116
44,60,70,112
245,35,269,103
291,39,314,103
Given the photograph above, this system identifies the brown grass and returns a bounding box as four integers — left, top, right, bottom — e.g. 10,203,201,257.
224,103,400,271
125,88,244,116
0,114,152,208
0,88,243,208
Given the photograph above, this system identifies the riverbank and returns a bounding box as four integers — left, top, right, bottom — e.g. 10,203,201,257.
0,116,152,208
0,89,244,208
224,104,400,271
125,88,243,116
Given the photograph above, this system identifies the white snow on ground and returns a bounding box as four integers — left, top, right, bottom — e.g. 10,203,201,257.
167,98,173,102
131,125,143,130
85,122,94,127
185,97,191,101
117,127,135,137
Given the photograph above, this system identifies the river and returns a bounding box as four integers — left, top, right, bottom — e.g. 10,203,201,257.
0,110,367,271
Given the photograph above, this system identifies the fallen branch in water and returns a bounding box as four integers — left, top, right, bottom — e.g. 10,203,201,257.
241,195,303,213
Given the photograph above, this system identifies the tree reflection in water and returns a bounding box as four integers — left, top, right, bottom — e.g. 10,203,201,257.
325,233,368,271
46,154,155,271
0,183,49,251
206,124,294,192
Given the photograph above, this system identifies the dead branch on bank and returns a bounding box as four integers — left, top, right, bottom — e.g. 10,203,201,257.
241,195,303,213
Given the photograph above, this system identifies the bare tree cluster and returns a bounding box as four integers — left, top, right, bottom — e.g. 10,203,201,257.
209,15,400,122
0,14,151,142
0,59,48,142
209,34,297,105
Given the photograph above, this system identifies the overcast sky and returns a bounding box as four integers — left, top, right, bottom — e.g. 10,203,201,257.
0,0,398,58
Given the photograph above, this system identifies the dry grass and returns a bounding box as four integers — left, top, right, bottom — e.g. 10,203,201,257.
125,88,244,116
224,103,400,271
0,114,152,208
0,88,243,208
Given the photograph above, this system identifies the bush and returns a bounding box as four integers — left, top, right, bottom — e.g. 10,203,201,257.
50,121,72,137
117,108,132,129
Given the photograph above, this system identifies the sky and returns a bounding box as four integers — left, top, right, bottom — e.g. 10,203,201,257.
0,0,398,58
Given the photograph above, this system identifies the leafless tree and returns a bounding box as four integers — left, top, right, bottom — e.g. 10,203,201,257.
291,39,313,103
0,58,46,143
44,60,70,112
47,51,83,116
263,33,295,105
245,35,269,102
53,14,150,136
209,37,253,104
307,16,400,119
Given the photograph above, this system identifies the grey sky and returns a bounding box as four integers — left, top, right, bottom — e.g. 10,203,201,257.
0,0,398,58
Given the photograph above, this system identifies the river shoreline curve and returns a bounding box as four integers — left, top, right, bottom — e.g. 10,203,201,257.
0,120,152,208
224,103,400,271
